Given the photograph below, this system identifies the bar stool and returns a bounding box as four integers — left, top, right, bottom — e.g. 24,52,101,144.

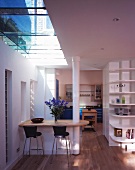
51,126,71,165
23,126,44,155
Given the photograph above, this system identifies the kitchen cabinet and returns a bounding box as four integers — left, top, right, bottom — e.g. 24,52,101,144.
65,84,72,101
95,108,102,123
65,84,102,103
95,84,102,100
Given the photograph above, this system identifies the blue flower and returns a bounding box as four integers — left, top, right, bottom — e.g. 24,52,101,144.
45,98,68,118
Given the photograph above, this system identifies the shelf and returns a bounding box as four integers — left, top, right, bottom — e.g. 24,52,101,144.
107,61,135,147
109,92,135,95
110,114,135,118
109,68,135,73
109,80,135,84
110,135,135,143
95,98,102,100
110,123,135,129
80,91,95,92
80,95,91,97
65,84,102,102
109,103,135,106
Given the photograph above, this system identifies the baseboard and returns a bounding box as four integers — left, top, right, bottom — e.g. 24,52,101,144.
5,155,23,170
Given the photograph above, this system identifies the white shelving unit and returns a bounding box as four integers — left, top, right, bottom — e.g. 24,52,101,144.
108,61,135,149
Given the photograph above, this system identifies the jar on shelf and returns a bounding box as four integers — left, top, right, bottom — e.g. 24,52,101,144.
122,96,125,104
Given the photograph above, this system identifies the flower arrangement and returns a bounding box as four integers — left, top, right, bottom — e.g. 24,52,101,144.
45,97,68,121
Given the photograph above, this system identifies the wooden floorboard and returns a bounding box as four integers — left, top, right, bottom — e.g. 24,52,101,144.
12,123,135,170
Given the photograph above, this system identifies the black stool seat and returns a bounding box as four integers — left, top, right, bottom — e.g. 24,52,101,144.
54,131,69,138
36,132,42,137
23,126,44,155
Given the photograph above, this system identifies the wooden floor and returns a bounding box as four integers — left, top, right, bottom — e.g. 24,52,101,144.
12,123,135,170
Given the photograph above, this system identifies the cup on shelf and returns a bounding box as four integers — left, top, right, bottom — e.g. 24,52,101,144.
116,98,120,103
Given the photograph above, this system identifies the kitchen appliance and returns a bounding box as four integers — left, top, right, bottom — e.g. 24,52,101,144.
114,107,131,115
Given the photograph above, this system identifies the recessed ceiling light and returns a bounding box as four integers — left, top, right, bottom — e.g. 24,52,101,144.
101,48,104,50
113,18,120,22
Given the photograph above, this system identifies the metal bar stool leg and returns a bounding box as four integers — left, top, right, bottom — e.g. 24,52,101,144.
52,137,55,155
51,137,56,164
29,138,31,156
23,138,27,155
36,138,38,154
68,136,71,155
65,138,69,166
56,138,58,156
41,136,44,155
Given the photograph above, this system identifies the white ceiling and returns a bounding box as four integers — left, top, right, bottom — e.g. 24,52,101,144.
44,0,135,70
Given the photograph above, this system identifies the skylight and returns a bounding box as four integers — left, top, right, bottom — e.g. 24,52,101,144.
0,0,67,66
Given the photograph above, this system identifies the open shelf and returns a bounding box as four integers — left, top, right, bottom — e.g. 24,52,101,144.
110,114,135,118
109,80,135,84
104,60,135,147
109,92,135,95
109,68,135,73
109,103,135,106
110,135,135,143
110,123,135,129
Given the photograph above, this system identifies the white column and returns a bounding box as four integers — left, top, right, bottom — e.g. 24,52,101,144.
72,56,80,155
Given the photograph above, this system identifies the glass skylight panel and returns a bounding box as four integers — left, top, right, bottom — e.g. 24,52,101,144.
0,0,67,66
26,50,64,58
0,0,45,8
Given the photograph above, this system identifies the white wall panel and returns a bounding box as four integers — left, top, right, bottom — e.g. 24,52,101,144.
0,40,37,170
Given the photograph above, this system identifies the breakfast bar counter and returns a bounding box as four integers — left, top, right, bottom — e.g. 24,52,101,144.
19,119,89,127
19,119,89,155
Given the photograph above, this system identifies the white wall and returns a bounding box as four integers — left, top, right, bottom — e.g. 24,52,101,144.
34,67,45,118
0,40,37,170
34,67,57,120
44,68,56,120
56,69,103,105
0,40,103,169
103,64,109,139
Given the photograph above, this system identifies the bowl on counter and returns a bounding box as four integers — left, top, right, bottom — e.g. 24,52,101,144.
31,118,44,123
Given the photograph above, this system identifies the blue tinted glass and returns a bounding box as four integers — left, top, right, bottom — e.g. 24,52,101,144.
0,0,45,8
0,0,60,56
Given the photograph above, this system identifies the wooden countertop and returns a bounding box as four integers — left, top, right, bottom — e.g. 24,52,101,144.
82,109,97,113
19,119,89,127
82,109,97,130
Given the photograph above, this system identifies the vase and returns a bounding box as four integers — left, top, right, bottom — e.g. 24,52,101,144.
55,116,58,122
